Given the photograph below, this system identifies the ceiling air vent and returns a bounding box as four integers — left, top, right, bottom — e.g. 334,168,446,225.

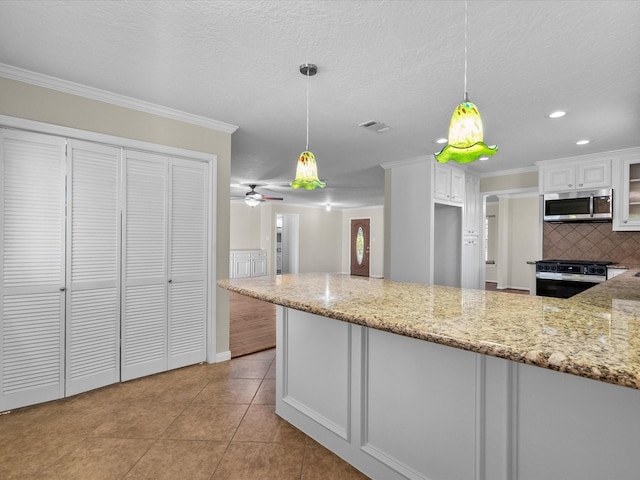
359,120,391,133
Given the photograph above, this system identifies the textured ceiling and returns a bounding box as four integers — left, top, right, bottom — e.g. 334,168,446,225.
0,0,639,208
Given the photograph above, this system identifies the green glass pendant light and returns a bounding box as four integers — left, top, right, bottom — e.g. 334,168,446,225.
291,63,326,190
435,1,497,164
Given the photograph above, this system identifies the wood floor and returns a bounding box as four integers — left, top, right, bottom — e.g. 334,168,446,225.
229,282,529,359
229,291,276,358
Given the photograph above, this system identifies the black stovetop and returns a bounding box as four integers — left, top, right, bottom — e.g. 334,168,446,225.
539,260,614,266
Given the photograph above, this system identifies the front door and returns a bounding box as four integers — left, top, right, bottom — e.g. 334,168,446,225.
350,219,370,277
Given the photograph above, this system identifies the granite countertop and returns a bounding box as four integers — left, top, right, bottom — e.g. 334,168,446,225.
218,270,640,390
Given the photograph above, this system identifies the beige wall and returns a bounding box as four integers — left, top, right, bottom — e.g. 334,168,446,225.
0,76,233,356
480,170,538,193
503,195,540,290
230,203,263,251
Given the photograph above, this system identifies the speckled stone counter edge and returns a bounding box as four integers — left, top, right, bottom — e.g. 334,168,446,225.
218,271,640,390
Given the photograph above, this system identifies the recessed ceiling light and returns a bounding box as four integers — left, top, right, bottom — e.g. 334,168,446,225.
435,138,448,144
549,111,566,118
576,139,590,145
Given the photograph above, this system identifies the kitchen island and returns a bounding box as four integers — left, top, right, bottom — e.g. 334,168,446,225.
218,271,640,480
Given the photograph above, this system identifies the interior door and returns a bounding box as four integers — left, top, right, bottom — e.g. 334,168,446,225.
121,150,168,381
65,140,121,395
167,158,207,369
0,129,66,410
350,219,370,277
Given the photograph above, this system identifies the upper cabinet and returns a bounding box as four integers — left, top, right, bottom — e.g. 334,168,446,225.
539,158,611,193
434,162,464,204
613,155,640,231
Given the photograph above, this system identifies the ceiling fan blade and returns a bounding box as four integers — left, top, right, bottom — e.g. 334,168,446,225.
262,196,284,201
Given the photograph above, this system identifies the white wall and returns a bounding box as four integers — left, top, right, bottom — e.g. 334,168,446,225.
341,206,385,278
485,202,499,282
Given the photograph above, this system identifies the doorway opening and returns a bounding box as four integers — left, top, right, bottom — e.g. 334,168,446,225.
276,214,300,274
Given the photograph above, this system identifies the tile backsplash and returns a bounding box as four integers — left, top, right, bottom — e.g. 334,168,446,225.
543,222,640,266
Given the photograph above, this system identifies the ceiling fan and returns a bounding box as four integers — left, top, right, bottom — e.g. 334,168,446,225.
240,184,284,207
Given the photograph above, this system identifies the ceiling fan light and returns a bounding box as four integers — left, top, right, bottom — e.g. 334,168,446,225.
244,196,262,207
291,150,326,190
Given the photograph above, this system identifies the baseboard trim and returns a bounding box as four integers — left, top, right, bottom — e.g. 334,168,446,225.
215,351,232,363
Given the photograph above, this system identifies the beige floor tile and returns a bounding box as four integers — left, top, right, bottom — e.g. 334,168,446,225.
253,378,276,405
229,358,273,379
91,402,186,439
265,359,277,379
0,434,85,480
193,378,261,404
19,401,114,437
163,404,248,441
39,437,154,480
213,441,305,480
242,348,276,361
301,444,371,480
233,404,307,444
123,439,227,480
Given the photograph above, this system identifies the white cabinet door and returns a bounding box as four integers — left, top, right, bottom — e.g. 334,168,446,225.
65,140,121,395
614,157,640,231
540,159,611,193
251,252,267,276
450,167,465,203
463,174,480,235
461,237,481,289
434,163,452,202
168,158,207,369
122,151,168,381
541,164,575,192
0,129,66,410
434,163,464,204
232,253,252,278
577,160,611,189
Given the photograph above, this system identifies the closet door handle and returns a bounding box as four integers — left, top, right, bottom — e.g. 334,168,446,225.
60,287,66,292
168,279,172,283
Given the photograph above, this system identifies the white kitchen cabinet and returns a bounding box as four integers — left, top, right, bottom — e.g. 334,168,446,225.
385,156,478,288
434,162,464,204
230,250,267,278
461,237,481,289
463,173,481,235
613,157,640,231
539,158,611,193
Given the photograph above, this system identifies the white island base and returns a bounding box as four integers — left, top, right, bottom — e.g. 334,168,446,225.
275,306,640,480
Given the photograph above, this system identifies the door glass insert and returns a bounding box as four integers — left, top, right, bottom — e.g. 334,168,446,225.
356,226,364,265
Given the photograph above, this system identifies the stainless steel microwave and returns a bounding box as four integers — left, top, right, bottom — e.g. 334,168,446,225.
543,189,613,222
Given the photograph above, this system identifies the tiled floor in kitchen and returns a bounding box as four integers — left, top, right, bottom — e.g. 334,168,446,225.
0,348,369,480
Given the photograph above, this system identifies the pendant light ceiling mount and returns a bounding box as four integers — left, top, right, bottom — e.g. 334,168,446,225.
291,62,326,190
299,63,317,77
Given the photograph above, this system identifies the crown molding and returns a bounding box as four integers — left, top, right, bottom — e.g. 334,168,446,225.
0,63,239,134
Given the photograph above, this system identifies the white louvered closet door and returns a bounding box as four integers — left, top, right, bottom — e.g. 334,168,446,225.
65,140,121,395
0,129,66,411
122,150,168,381
168,158,208,369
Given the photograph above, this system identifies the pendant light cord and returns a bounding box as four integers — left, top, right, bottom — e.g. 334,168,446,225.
306,67,310,151
464,0,468,101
